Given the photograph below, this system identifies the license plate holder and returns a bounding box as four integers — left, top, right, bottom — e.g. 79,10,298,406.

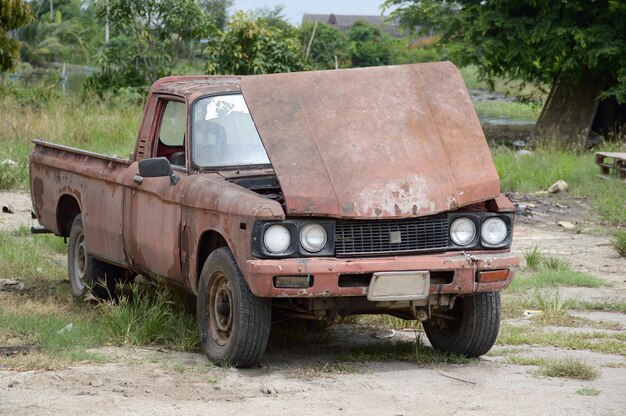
367,271,430,301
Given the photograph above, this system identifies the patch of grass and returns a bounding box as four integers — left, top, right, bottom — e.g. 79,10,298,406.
523,246,543,271
98,283,199,351
506,355,546,366
0,229,67,283
338,335,474,365
287,362,362,380
497,323,626,356
486,346,532,356
535,358,599,380
570,300,626,314
542,255,571,271
602,361,626,368
508,269,605,293
0,95,141,190
611,231,626,257
473,101,540,123
493,146,626,225
577,387,601,396
533,288,574,322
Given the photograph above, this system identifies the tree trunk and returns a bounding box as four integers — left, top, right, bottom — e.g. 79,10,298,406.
533,68,606,147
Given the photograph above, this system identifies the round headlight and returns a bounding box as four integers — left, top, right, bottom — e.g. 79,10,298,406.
450,218,476,246
300,223,327,253
481,217,508,246
264,225,291,254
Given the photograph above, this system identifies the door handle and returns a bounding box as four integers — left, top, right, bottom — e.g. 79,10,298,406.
133,175,144,185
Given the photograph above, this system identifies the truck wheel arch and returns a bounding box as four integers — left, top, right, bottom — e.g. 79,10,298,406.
57,195,82,237
195,230,228,290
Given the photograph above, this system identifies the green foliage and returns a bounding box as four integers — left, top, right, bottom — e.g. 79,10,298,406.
347,20,395,67
86,0,214,96
535,358,599,380
493,147,626,225
98,283,199,351
17,0,101,66
611,231,626,257
206,11,309,75
523,246,543,271
300,21,349,69
386,0,626,102
0,0,33,72
199,0,233,30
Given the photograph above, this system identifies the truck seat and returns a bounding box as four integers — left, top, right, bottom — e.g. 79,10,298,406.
169,151,185,167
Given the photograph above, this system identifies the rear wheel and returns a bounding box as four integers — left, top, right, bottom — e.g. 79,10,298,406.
68,214,122,300
423,291,501,357
197,247,271,368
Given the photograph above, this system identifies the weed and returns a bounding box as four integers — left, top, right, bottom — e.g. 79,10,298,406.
533,288,574,322
611,231,626,257
542,255,571,271
97,283,199,351
571,300,626,314
506,355,546,366
497,323,626,356
523,246,543,271
534,358,599,380
576,387,601,396
507,269,605,293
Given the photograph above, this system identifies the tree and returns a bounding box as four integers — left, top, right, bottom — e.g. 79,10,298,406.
0,0,32,73
385,0,626,143
199,0,233,30
347,20,395,68
206,11,309,75
300,21,349,70
86,0,214,95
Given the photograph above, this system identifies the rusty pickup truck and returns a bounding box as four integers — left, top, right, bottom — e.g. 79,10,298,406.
29,62,519,367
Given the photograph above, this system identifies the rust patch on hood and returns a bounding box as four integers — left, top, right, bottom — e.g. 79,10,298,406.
241,62,500,219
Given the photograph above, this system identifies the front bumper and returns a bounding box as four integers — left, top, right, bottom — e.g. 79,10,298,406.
242,251,519,298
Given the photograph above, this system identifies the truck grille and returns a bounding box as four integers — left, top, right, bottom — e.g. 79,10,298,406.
335,216,449,257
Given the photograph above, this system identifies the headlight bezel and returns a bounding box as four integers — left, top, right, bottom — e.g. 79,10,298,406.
447,213,513,250
252,220,335,258
299,223,328,253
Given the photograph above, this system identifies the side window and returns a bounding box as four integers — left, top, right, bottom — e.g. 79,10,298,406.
155,100,187,167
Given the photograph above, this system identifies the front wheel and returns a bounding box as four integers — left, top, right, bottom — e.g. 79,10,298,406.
423,291,501,357
197,247,271,368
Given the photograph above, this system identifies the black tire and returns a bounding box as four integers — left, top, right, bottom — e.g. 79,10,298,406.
423,291,501,357
67,214,119,300
196,247,271,368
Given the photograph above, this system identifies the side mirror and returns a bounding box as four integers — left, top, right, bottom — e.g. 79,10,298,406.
137,157,179,185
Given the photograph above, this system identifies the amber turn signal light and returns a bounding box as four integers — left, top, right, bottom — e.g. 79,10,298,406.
477,269,510,283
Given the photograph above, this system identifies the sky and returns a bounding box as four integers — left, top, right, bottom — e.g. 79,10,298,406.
232,0,392,25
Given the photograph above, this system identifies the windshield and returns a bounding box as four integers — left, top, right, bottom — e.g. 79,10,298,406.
192,94,270,168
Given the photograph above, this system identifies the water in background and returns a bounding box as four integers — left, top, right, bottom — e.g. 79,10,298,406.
8,63,96,95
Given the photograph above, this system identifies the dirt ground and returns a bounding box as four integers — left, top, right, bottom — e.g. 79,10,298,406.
1,190,625,416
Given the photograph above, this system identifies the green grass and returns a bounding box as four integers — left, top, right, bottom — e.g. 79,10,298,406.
523,246,543,271
508,269,605,293
535,358,599,380
493,146,626,225
497,323,626,356
287,362,362,380
0,227,67,282
506,355,600,381
98,284,199,351
0,93,141,190
611,231,626,257
344,314,421,330
577,387,601,396
473,101,540,122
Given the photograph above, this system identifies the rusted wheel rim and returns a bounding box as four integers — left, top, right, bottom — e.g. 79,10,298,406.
73,233,87,292
207,273,233,346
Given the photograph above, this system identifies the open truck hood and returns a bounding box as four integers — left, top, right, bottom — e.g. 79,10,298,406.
240,62,500,219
